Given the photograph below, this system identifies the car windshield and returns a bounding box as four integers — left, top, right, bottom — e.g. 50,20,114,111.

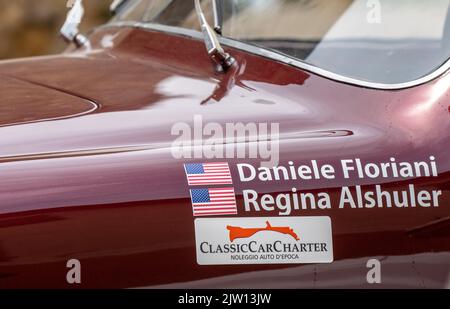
114,0,450,85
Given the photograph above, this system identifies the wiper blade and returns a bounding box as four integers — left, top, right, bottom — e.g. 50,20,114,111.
194,0,235,72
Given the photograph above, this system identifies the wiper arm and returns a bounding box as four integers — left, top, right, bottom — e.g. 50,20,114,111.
194,0,235,72
60,0,88,47
212,0,224,35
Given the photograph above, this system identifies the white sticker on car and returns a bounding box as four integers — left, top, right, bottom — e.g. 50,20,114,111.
194,216,333,265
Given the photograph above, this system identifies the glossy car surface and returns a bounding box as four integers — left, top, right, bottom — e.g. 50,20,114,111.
0,20,449,288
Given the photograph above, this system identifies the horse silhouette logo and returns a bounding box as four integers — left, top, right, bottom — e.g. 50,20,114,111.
226,221,300,242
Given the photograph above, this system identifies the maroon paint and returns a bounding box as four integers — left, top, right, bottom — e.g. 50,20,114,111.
0,27,449,288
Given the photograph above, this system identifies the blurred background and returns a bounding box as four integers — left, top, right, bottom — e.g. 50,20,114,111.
0,0,110,60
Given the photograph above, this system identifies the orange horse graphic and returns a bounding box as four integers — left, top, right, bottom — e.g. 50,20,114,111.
226,221,300,242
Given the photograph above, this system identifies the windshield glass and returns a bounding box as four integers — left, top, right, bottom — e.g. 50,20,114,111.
114,0,450,85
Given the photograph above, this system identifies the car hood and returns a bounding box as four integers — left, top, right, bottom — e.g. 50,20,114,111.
0,27,429,159
0,75,97,128
0,27,316,158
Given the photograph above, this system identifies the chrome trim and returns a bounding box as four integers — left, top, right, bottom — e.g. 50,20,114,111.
194,0,235,71
98,21,450,90
212,0,224,34
60,0,88,47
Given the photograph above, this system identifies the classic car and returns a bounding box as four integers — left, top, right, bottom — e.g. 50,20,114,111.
0,0,449,288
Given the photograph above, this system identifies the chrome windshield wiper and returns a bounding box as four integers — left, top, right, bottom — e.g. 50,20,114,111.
194,0,235,72
60,0,88,47
212,0,224,35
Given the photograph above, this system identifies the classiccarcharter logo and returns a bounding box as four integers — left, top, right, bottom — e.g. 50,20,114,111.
195,217,333,265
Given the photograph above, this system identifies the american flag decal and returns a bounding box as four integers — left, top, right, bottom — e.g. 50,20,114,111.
190,188,237,216
184,162,233,186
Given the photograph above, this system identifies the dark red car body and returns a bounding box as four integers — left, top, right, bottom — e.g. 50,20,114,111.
0,25,449,288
